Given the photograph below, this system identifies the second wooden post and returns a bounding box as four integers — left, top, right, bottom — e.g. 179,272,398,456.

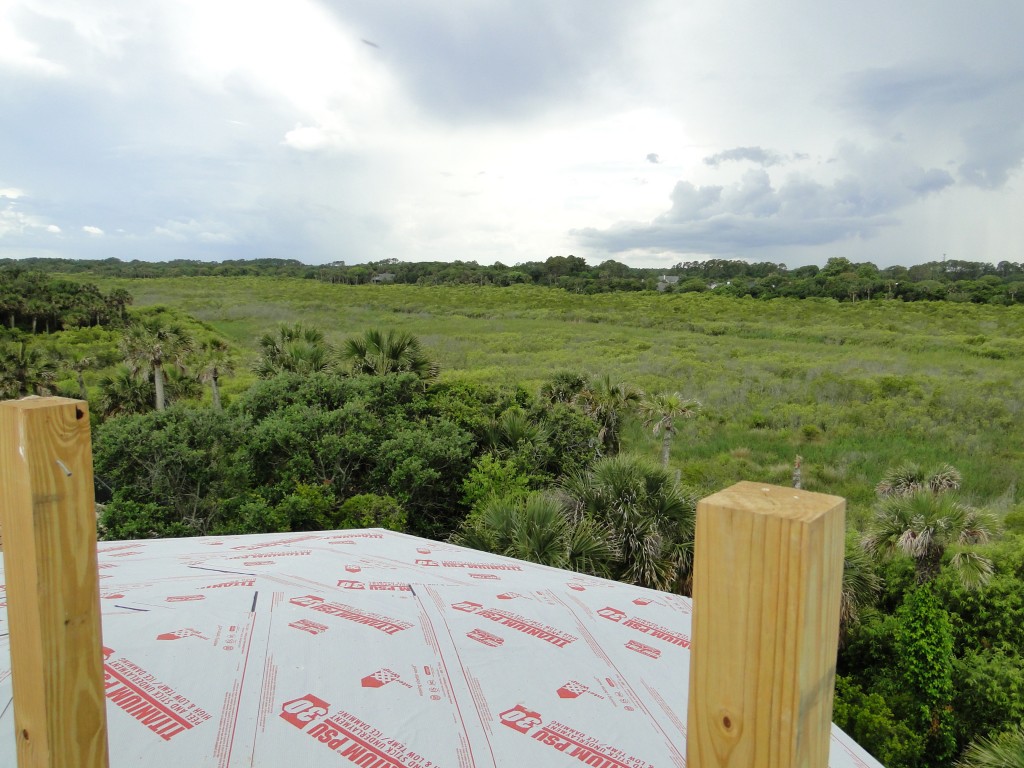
0,397,109,768
687,481,845,768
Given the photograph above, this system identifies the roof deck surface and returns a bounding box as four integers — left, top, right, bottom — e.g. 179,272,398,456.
0,529,882,767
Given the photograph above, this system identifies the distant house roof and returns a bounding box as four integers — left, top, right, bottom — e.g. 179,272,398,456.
658,275,680,284
0,529,884,767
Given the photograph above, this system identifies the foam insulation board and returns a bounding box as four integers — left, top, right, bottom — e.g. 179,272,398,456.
0,529,883,767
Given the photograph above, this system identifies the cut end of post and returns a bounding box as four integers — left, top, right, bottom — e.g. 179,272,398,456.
698,480,844,524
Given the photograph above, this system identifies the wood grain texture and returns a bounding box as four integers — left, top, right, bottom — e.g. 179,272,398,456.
0,397,110,768
687,481,845,768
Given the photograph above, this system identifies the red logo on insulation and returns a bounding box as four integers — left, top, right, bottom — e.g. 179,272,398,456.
556,680,603,699
279,695,329,730
157,628,209,641
467,628,504,647
361,669,401,688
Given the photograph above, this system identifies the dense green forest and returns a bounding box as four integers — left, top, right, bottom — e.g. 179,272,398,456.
4,254,1024,303
2,270,1023,767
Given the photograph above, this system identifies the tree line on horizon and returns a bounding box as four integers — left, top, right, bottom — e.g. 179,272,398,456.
3,254,1024,304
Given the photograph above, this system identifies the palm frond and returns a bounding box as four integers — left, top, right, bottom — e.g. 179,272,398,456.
956,726,1024,768
949,550,995,590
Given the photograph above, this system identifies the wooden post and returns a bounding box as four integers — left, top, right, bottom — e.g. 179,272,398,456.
0,397,109,768
687,481,845,768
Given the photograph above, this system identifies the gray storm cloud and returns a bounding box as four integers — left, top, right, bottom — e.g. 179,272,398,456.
576,152,955,254
703,147,785,168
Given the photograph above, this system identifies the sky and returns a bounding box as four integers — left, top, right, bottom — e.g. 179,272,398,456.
1,0,1022,269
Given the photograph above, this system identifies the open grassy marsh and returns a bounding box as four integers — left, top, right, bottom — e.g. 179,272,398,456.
83,276,1024,520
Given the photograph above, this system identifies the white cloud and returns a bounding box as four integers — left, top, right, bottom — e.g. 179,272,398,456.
0,187,25,199
83,225,104,235
0,11,64,76
283,123,355,153
46,224,61,233
154,218,234,244
0,203,50,237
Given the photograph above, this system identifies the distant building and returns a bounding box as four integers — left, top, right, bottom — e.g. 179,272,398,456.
657,275,680,292
371,272,396,284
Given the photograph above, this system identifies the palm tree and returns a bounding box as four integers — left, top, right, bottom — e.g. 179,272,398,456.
839,540,881,641
97,366,154,417
452,493,615,575
163,365,202,405
875,462,962,497
575,374,642,455
105,288,133,324
560,454,697,592
120,318,194,411
24,297,49,334
957,727,1024,768
482,407,549,455
254,323,333,378
0,340,58,397
0,286,21,329
539,371,589,405
638,392,701,468
862,491,998,587
195,339,235,409
342,328,438,380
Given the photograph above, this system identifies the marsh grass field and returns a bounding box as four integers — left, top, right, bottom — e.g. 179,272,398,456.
76,275,1024,522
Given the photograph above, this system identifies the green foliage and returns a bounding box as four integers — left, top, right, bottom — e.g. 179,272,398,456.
98,499,193,540
61,276,1024,511
254,323,333,378
218,494,291,535
274,483,340,531
530,401,601,479
120,313,195,411
452,492,615,575
371,419,474,539
840,538,882,639
1004,507,1024,534
574,374,642,456
832,675,925,768
876,462,962,497
461,453,532,510
338,493,407,531
0,339,58,397
938,569,1024,656
894,586,957,766
951,650,1024,754
97,365,155,417
94,406,240,537
561,454,698,592
342,328,438,380
0,267,130,332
